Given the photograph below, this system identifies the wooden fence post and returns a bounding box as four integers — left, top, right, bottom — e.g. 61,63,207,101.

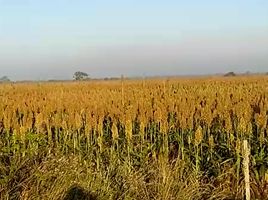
243,140,250,200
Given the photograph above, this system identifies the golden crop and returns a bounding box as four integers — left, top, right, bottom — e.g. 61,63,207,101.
0,76,267,147
1,75,268,199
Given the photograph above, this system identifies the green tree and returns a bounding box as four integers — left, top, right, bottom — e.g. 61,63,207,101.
224,72,236,77
73,71,89,81
0,76,10,82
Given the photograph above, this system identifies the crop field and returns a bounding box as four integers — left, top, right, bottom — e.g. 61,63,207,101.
0,76,268,200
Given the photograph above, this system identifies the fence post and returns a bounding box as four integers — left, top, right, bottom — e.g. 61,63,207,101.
243,140,250,200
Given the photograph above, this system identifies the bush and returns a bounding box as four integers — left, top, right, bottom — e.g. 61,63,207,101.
224,72,236,77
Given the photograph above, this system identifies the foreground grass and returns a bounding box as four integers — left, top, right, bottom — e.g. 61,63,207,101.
1,150,241,200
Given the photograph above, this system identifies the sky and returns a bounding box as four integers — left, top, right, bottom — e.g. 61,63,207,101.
0,0,268,80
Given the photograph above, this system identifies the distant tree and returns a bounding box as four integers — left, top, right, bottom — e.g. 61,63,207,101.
0,76,10,82
224,72,236,77
73,71,89,81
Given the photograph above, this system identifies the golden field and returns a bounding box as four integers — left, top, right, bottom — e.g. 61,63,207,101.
0,76,268,200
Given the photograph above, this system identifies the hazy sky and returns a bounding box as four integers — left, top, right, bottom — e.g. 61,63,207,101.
0,0,268,80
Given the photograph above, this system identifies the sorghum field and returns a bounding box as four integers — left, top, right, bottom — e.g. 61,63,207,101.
0,76,268,200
